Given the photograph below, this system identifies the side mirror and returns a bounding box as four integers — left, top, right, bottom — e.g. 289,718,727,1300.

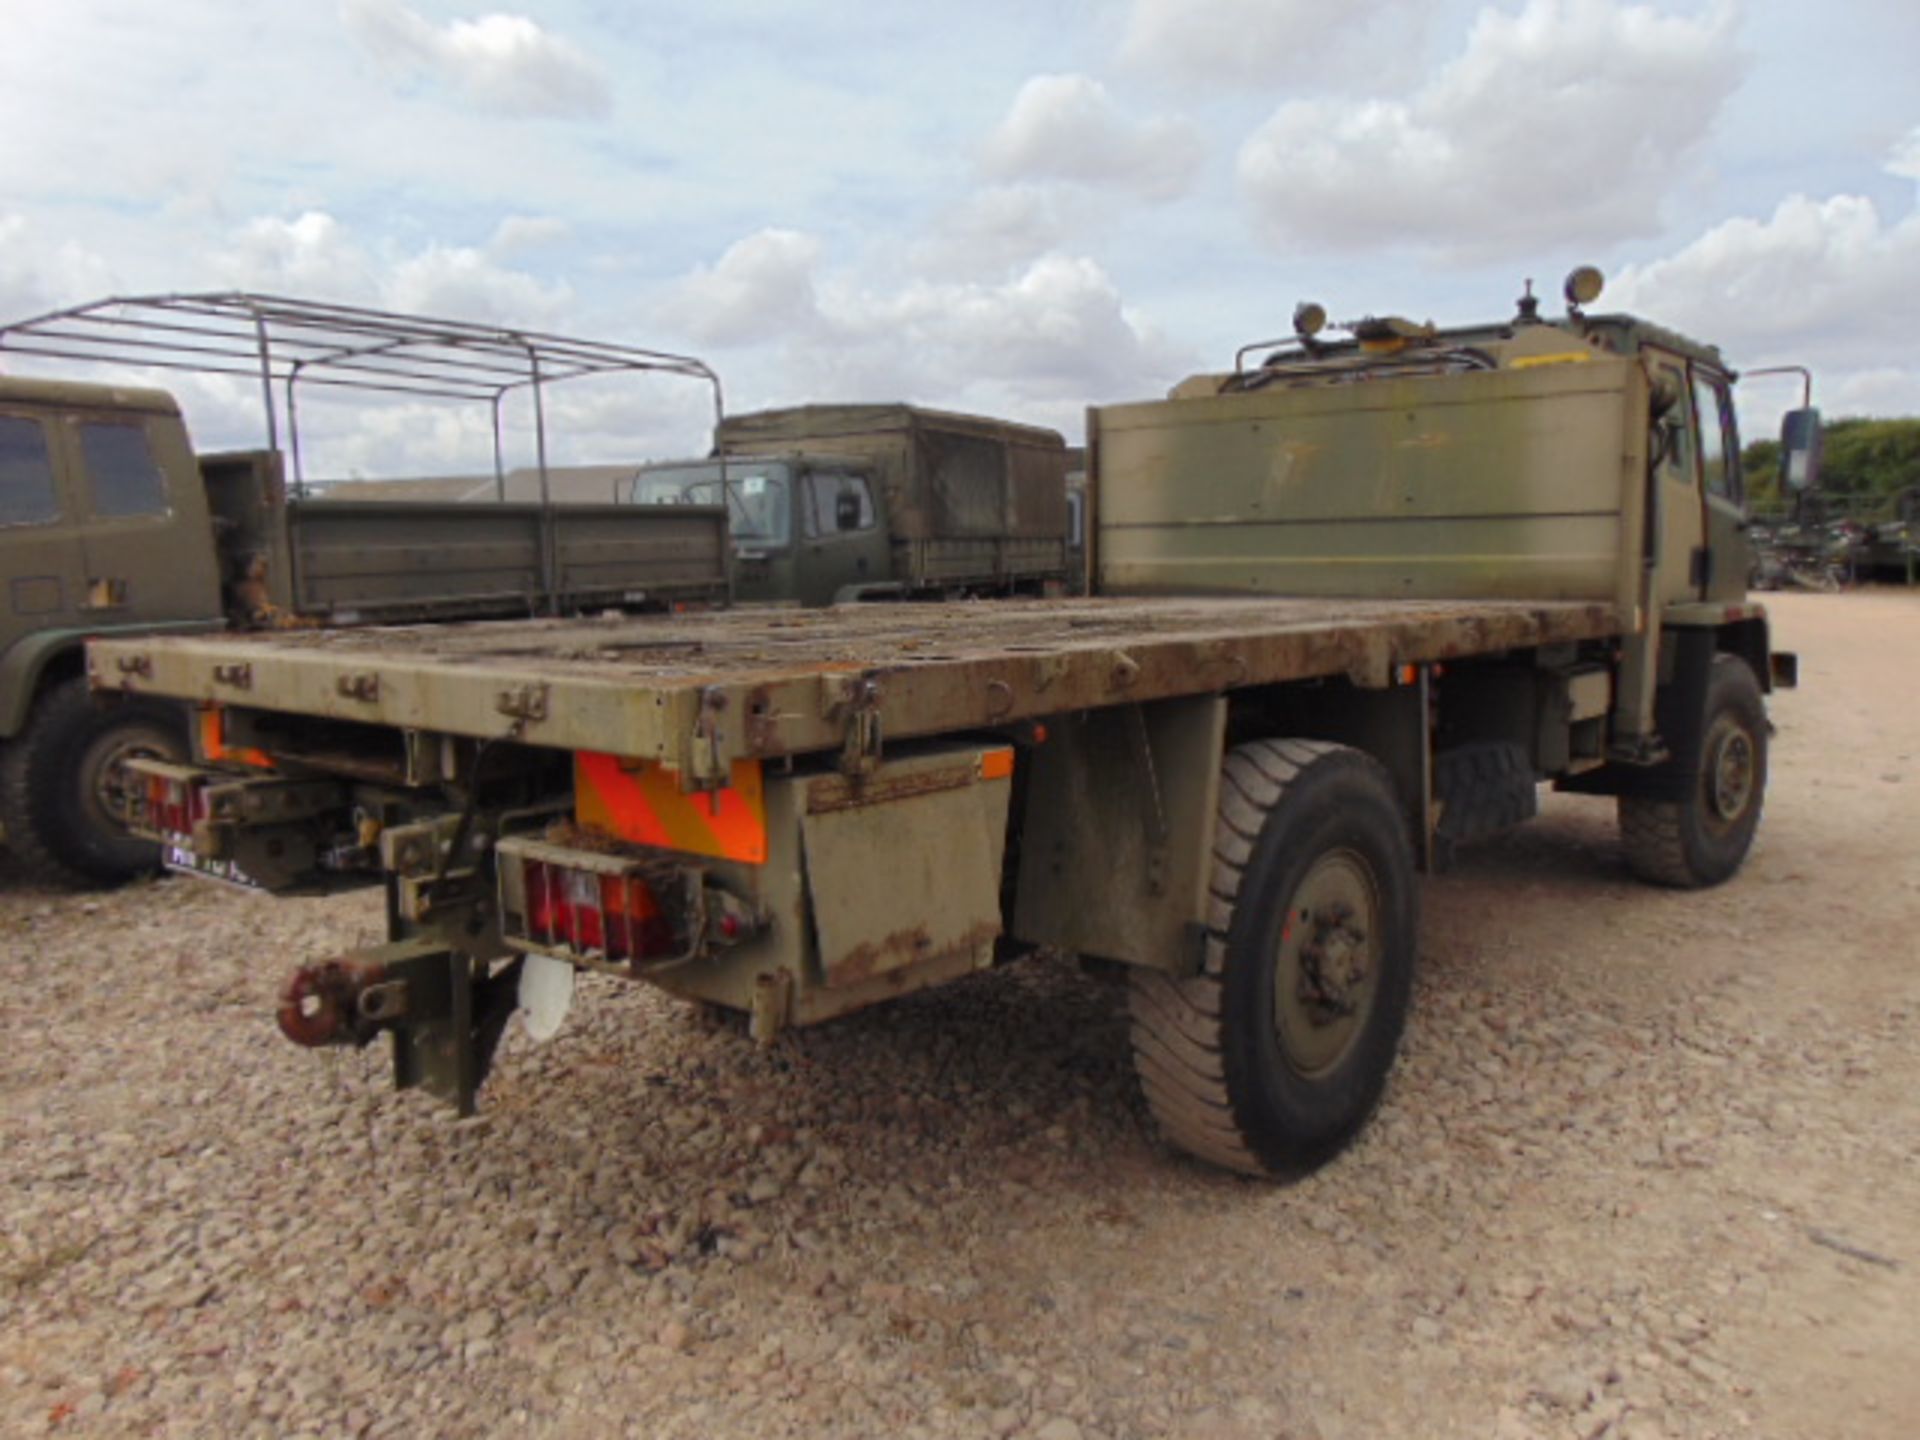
834,489,862,531
1779,407,1822,492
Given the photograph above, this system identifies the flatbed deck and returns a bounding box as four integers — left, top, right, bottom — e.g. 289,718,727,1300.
91,596,1624,778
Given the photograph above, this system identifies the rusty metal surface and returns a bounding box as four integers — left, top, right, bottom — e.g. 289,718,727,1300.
797,743,1011,989
90,595,1625,774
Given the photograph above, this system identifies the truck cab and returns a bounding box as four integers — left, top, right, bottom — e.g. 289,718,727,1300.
0,377,224,687
1576,317,1751,607
630,454,889,607
0,377,225,884
630,404,1074,607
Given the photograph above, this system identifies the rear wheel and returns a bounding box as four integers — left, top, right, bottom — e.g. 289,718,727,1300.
1128,740,1417,1177
0,677,187,886
1619,654,1767,889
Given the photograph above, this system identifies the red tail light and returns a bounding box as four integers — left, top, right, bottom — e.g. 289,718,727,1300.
519,858,677,962
144,773,208,837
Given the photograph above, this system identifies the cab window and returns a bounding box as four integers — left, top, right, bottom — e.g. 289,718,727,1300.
800,472,875,538
1655,363,1693,484
0,415,60,526
78,420,170,518
1691,373,1740,502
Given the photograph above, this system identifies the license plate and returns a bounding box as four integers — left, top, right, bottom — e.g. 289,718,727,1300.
163,840,261,891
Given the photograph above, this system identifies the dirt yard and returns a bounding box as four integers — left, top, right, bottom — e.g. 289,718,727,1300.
2,589,1916,1440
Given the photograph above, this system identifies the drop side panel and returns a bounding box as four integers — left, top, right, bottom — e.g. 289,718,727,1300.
1097,359,1636,603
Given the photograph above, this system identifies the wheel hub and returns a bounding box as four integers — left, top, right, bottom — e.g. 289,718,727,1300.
90,736,167,826
1298,902,1369,1018
1274,850,1382,1077
1704,722,1755,824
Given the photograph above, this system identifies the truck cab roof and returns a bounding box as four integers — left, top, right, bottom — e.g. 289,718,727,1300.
716,403,1067,452
0,373,182,414
1175,307,1731,401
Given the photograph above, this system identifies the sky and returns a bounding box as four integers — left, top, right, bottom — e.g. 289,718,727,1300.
0,0,1914,478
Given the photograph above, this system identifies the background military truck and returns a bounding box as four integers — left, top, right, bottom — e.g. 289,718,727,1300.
629,404,1074,606
95,269,1812,1178
0,293,730,886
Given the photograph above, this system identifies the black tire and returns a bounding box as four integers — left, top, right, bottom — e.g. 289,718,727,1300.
0,676,188,886
1128,740,1418,1178
1619,654,1766,889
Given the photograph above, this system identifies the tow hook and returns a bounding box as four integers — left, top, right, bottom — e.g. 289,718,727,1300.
274,937,452,1047
278,959,394,1047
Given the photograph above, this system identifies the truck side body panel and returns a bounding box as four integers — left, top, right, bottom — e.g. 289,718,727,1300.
198,448,730,623
1096,356,1645,610
284,500,729,621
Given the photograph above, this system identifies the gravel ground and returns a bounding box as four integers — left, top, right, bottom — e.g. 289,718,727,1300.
3,589,1917,1440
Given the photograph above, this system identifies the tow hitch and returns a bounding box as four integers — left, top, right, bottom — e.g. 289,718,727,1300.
274,937,523,1116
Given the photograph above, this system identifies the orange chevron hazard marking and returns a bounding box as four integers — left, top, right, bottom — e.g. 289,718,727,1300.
199,707,273,769
574,752,767,864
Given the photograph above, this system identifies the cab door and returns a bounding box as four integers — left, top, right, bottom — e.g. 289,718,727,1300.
793,467,889,605
1689,368,1748,601
1646,350,1705,609
0,407,88,647
65,407,220,624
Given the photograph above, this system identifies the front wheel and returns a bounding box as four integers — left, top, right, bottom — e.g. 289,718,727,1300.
1128,740,1418,1178
1619,654,1767,888
0,676,188,886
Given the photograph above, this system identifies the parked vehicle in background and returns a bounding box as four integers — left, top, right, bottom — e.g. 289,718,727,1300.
1861,485,1920,584
0,294,729,885
631,404,1074,606
94,268,1815,1178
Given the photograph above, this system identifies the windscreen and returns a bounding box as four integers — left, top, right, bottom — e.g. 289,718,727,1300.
631,461,791,547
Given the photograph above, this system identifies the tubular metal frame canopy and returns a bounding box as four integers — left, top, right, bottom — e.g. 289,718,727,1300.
0,291,725,499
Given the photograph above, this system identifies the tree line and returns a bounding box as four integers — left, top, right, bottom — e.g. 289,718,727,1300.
1742,416,1920,515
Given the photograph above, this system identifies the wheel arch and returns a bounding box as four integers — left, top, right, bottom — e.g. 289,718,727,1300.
0,632,89,739
1715,615,1773,694
1225,676,1432,867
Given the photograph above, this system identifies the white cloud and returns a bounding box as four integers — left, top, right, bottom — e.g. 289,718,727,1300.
983,74,1202,203
1819,367,1920,421
489,214,570,256
665,231,1192,436
0,216,117,323
387,244,572,327
222,211,380,301
215,210,570,326
847,254,1176,399
1121,0,1425,90
339,0,611,120
909,185,1069,279
1237,0,1742,257
1608,192,1920,371
1609,129,1920,425
664,230,826,347
1888,125,1920,183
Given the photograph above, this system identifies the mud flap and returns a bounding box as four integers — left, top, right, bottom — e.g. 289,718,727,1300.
797,745,1012,989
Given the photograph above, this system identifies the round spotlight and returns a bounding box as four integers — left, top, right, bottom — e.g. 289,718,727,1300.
1293,301,1327,338
1564,266,1605,308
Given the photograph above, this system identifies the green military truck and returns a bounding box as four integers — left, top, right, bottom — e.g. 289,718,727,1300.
629,404,1073,606
0,294,730,886
94,271,1811,1177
